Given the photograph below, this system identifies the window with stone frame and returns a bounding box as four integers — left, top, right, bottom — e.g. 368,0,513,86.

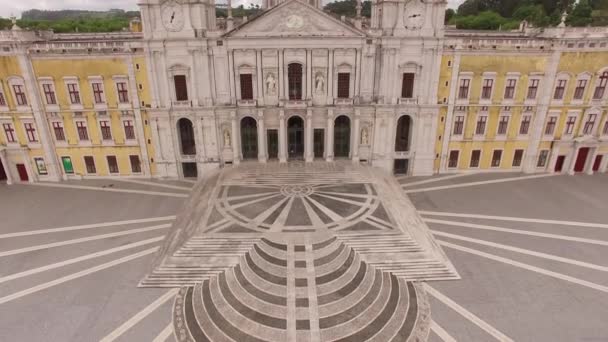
130,155,142,173
84,156,96,174
117,82,129,103
491,150,503,167
43,84,56,105
92,83,105,104
67,83,81,104
554,79,567,100
401,73,415,98
76,121,89,141
337,73,350,99
2,123,16,142
24,123,38,142
594,72,608,100
537,150,549,167
13,84,27,105
52,121,65,141
504,79,517,99
107,156,119,174
448,150,459,168
573,79,587,100
545,116,557,135
481,79,493,99
288,63,303,100
458,79,470,99
470,150,481,168
0,90,6,106
512,149,524,167
453,115,465,135
583,114,597,135
174,75,189,101
527,79,539,99
564,116,577,135
123,120,136,140
603,120,608,135
519,115,531,135
239,74,254,100
100,120,112,140
497,116,509,135
475,115,487,135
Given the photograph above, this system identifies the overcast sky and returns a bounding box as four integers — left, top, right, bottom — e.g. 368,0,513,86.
0,0,464,18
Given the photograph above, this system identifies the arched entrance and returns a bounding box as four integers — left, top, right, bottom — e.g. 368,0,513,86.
334,115,351,158
395,115,412,152
177,118,196,155
288,116,304,159
240,117,258,160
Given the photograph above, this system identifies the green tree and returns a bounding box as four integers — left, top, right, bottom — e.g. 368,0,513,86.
567,0,593,26
445,8,456,23
454,11,507,30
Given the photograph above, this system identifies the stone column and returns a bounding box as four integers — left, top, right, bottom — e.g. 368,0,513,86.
586,147,598,175
256,50,264,105
189,49,200,107
227,0,234,30
231,112,240,165
352,110,361,162
228,50,236,105
327,49,334,105
326,109,335,161
279,110,287,163
306,49,312,100
279,49,285,102
257,110,267,163
305,109,314,162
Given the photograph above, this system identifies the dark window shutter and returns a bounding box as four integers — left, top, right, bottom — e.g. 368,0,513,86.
240,74,253,100
174,75,188,101
402,73,415,98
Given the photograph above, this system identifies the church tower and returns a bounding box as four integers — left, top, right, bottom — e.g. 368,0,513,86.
371,0,446,37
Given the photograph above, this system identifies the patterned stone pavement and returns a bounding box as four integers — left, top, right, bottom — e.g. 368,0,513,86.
142,162,458,341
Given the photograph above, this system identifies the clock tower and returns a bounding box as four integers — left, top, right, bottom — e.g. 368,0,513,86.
139,0,217,39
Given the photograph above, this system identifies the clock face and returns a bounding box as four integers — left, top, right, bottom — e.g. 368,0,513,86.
285,15,304,29
161,1,185,32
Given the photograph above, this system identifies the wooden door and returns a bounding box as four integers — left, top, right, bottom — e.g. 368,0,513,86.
574,148,590,173
593,155,603,172
16,164,28,182
554,155,565,172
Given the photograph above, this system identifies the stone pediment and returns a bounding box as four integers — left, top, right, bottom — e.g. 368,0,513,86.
225,0,365,38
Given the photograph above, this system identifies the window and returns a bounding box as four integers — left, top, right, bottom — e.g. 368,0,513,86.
504,79,517,99
519,115,531,135
554,79,567,100
448,150,459,168
92,83,104,104
524,106,534,112
52,122,65,141
288,63,303,100
401,73,415,98
573,79,587,100
497,116,509,135
43,84,56,105
603,120,608,135
13,85,27,105
0,91,6,106
545,116,557,135
100,120,112,140
512,149,524,167
2,123,16,142
67,83,80,104
239,74,253,100
594,72,608,99
527,79,539,99
130,155,141,173
84,156,96,174
565,116,576,135
537,150,549,167
337,73,350,99
34,157,47,175
123,120,136,140
470,150,481,168
453,115,465,135
583,114,597,135
458,79,470,99
107,156,119,174
62,156,74,174
76,121,89,141
491,150,503,167
117,82,129,103
475,116,487,135
24,123,38,142
174,75,188,101
481,79,493,99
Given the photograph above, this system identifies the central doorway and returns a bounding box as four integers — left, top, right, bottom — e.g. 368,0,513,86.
334,115,351,158
574,147,590,173
288,116,304,159
240,117,258,160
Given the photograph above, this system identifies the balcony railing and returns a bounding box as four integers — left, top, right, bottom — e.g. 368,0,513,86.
237,99,257,107
334,98,354,106
173,100,192,107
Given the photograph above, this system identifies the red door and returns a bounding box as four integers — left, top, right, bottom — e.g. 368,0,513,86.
16,164,28,182
0,160,6,181
574,148,590,173
593,155,603,172
554,156,566,172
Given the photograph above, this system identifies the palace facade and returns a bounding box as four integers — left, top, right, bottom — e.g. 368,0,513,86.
0,0,607,184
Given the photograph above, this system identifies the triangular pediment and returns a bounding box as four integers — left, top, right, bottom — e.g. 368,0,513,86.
225,0,365,38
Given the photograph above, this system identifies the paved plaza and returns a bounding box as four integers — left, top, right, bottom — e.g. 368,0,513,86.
0,165,607,341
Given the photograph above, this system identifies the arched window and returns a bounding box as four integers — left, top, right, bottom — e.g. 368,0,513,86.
177,118,196,155
395,115,412,152
288,63,303,100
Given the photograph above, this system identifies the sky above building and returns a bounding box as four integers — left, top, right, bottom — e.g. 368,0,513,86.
0,0,464,18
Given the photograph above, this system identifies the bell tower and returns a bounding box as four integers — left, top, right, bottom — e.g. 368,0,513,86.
139,0,217,40
371,0,446,37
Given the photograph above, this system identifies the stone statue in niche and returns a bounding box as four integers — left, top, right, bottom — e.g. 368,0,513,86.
265,73,277,95
315,73,325,94
223,128,231,148
360,127,369,145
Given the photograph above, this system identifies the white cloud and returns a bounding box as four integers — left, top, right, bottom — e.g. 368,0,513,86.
0,0,139,18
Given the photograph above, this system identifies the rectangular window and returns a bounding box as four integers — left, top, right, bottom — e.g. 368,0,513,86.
453,115,465,135
117,82,129,103
52,122,65,141
475,116,487,135
62,156,74,174
107,156,119,174
129,155,141,173
76,121,89,141
537,150,549,167
554,79,567,100
594,72,608,99
123,120,136,140
43,84,56,105
34,157,47,175
573,79,587,100
583,114,597,135
13,85,27,105
504,79,517,99
92,83,104,104
458,79,470,99
84,156,96,174
0,91,6,106
491,150,503,167
565,116,576,135
527,79,539,99
239,74,253,100
174,75,188,101
3,123,16,142
24,123,37,142
100,120,112,140
497,116,509,135
481,79,493,99
512,149,524,167
67,83,81,104
337,73,350,99
603,120,608,135
401,73,415,98
545,117,557,135
448,150,459,168
470,150,481,168
519,115,531,135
